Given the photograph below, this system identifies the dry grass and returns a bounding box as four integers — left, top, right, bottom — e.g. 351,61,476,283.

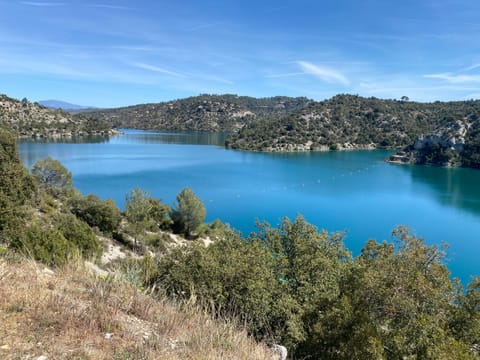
0,255,275,359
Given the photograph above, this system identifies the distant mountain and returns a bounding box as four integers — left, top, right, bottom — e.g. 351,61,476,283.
84,94,311,131
38,100,95,111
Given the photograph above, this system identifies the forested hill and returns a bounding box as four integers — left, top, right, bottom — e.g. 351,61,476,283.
83,94,311,131
0,94,113,138
388,112,480,168
226,95,480,153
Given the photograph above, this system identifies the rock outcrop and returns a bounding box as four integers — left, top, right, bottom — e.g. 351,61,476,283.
388,119,476,168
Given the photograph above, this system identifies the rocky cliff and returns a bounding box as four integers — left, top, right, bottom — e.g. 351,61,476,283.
388,117,480,168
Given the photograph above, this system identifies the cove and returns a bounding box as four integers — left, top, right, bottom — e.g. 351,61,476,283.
19,129,480,285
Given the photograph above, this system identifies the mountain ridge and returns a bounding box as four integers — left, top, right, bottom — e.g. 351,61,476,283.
38,99,95,111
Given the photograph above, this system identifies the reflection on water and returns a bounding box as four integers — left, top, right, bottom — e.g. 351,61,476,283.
115,129,229,146
396,164,480,218
20,135,110,144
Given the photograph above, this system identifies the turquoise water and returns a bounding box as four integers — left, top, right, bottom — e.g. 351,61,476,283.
19,130,480,284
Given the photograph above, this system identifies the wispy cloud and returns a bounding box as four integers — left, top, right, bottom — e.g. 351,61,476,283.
20,1,65,6
265,72,305,78
464,63,480,71
132,62,187,78
297,61,350,85
87,4,131,10
423,73,480,83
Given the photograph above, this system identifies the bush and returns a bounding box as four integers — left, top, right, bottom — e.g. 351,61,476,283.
56,213,102,259
10,223,74,266
155,235,281,341
70,194,121,234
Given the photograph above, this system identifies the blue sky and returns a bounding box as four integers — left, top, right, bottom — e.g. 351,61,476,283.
1,0,480,107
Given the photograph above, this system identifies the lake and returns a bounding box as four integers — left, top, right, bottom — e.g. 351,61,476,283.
19,129,480,284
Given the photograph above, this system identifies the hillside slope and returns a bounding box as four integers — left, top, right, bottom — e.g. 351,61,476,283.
388,115,480,168
0,256,275,360
84,94,310,131
226,95,480,153
0,94,113,138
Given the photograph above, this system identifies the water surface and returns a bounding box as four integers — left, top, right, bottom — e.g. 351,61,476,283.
19,130,480,284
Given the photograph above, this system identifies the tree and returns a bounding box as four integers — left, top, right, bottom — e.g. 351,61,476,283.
70,194,121,234
147,198,172,230
337,226,458,359
31,157,73,197
170,188,206,238
125,187,154,248
0,128,35,238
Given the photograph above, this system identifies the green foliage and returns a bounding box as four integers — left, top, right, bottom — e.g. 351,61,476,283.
155,216,352,350
227,95,480,158
31,156,73,197
10,222,74,266
70,194,121,233
125,188,155,247
155,233,280,340
56,213,102,259
154,218,478,359
449,277,480,349
85,94,310,132
310,226,458,359
170,188,206,238
462,120,480,168
0,128,35,238
147,198,171,230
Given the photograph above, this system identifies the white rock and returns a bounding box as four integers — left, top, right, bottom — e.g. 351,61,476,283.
272,344,288,360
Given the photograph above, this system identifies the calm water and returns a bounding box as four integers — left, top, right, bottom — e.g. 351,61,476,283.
20,130,480,284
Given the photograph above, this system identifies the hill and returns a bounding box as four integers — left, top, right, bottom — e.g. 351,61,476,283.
226,95,480,153
388,113,480,168
83,94,311,131
0,94,113,138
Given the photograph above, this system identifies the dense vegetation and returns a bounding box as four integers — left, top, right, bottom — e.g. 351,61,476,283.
153,218,480,359
227,95,480,154
83,94,311,131
0,94,113,138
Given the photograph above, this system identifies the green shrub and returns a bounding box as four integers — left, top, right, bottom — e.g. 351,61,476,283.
10,223,74,266
70,194,121,234
56,213,102,259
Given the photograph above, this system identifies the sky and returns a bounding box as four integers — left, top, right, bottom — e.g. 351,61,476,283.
1,0,480,107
